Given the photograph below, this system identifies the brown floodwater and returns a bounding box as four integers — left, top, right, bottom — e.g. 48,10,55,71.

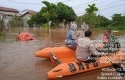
0,27,125,80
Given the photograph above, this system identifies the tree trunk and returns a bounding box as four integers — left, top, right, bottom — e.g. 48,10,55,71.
46,22,50,33
0,21,5,31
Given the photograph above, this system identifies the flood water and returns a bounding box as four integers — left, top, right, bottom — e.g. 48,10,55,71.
0,27,125,80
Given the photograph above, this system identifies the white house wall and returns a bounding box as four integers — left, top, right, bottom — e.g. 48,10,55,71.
22,14,32,27
0,11,19,29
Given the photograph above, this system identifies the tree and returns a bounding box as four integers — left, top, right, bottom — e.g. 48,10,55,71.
7,15,23,30
56,2,76,27
85,4,98,14
76,16,84,26
65,5,76,22
82,4,99,29
97,15,110,27
111,14,125,26
0,15,5,31
27,13,47,27
41,1,57,32
27,1,76,29
56,2,76,22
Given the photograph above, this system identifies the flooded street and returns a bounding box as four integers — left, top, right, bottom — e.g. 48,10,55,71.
0,28,125,80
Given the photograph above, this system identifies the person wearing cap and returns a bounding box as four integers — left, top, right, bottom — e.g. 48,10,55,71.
65,23,78,50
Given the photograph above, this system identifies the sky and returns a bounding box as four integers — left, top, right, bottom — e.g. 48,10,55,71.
0,0,125,19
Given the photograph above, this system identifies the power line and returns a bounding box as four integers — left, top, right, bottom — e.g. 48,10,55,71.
96,0,117,7
6,0,74,5
57,0,73,3
75,0,125,15
76,3,125,16
73,0,122,9
100,0,125,10
72,0,98,7
100,3,125,10
98,0,125,8
73,0,108,14
6,0,42,5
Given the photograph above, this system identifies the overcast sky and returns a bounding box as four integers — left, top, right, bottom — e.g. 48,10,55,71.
0,0,125,19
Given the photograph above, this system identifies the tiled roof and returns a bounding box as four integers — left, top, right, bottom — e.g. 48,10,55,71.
27,10,37,14
0,6,19,13
21,10,37,17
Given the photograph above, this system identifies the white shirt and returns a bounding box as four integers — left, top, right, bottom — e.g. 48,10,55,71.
76,37,105,61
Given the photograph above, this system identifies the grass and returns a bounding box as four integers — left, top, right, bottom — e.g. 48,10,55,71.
0,31,6,36
0,31,6,42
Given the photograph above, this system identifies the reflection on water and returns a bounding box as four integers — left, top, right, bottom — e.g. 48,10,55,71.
0,27,125,80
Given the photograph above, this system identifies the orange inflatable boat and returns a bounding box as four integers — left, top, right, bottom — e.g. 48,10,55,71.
17,32,33,41
35,46,75,58
35,46,125,79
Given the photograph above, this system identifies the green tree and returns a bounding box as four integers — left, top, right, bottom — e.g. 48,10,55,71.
85,4,98,14
76,16,84,26
111,14,125,26
28,1,76,29
41,1,57,32
27,13,47,27
97,15,110,27
82,4,99,29
7,15,23,30
56,2,76,22
83,13,98,28
56,2,76,27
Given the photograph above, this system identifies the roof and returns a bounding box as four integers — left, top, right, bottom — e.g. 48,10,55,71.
27,10,37,14
0,6,19,13
21,10,37,17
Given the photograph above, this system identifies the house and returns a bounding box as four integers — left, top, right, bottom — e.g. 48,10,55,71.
0,6,19,30
21,9,37,27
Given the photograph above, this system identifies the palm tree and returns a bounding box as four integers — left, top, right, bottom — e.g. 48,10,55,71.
83,4,99,29
41,1,57,32
85,4,98,14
